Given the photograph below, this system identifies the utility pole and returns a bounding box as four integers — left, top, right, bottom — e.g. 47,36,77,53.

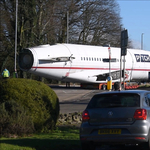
141,33,144,50
14,0,18,78
108,45,111,77
107,45,112,91
67,11,69,43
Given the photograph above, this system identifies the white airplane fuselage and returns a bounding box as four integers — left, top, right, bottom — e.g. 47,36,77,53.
19,44,150,83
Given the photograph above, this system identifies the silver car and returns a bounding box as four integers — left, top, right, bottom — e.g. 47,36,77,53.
80,90,150,150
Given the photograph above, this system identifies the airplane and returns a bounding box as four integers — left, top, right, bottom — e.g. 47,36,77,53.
19,43,150,86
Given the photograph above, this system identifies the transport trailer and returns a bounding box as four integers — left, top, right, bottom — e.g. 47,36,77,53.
80,82,139,90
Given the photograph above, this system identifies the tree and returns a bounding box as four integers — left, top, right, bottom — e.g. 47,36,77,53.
69,0,122,47
0,0,16,74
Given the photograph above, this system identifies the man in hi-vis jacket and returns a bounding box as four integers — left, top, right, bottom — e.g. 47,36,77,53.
2,68,10,78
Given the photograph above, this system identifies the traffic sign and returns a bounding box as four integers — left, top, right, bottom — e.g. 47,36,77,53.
121,29,128,56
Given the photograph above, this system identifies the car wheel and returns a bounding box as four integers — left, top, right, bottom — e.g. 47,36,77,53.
140,140,150,150
81,142,95,150
145,139,150,150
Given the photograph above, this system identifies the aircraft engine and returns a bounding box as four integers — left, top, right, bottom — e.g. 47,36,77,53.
19,49,34,71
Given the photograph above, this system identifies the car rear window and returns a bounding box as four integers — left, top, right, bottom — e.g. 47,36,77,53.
87,93,140,108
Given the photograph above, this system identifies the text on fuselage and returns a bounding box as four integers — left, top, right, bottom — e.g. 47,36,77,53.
134,54,150,62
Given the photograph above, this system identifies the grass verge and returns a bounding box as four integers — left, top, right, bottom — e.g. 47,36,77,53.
0,126,81,150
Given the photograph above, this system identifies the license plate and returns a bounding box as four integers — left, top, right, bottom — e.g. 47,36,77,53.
98,129,121,134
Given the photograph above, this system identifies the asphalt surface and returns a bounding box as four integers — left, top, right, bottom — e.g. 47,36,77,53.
50,85,102,114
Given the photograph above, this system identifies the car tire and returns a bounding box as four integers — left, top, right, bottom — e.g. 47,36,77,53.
145,139,150,150
140,140,150,150
81,142,95,150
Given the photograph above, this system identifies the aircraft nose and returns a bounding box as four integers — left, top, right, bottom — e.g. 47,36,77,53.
19,49,34,71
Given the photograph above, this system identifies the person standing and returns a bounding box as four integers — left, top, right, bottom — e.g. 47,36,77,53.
114,82,121,91
2,68,10,79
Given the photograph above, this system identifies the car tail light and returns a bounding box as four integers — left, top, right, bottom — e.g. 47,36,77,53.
134,109,147,120
82,110,90,121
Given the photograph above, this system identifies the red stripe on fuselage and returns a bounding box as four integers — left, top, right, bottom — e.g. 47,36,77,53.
32,66,150,71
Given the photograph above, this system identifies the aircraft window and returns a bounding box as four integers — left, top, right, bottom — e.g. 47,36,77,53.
110,59,116,62
86,57,88,61
89,57,91,61
81,57,83,60
103,58,117,62
94,58,96,61
92,58,93,61
84,57,85,61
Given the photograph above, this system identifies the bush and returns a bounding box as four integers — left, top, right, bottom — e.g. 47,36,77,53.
0,78,59,136
0,100,34,136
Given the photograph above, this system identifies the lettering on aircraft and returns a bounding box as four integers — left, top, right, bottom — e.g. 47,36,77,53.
134,54,150,62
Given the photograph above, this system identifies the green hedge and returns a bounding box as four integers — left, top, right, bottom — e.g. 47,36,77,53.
0,78,59,136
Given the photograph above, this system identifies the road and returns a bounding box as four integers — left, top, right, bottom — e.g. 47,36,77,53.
50,85,102,114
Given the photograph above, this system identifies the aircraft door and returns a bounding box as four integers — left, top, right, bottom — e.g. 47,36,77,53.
60,46,74,80
63,59,72,79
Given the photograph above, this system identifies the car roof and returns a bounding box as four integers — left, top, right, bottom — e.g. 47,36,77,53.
95,90,150,96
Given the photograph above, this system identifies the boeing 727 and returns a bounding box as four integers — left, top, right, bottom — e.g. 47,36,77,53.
19,44,150,84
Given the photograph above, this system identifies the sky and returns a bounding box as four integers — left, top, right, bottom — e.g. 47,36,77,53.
117,0,150,51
